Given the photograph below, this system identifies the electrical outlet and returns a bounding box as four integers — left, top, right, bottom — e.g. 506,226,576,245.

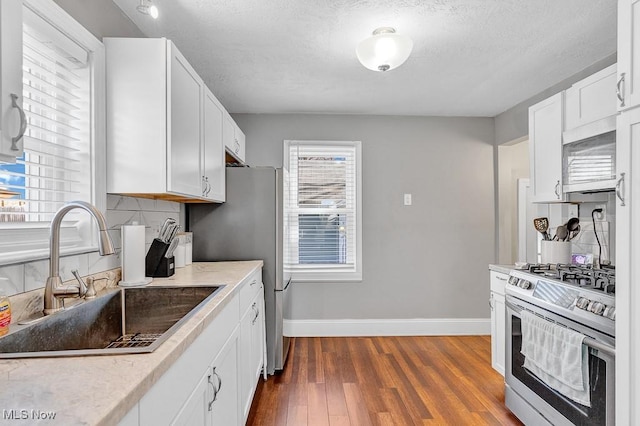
594,205,606,221
404,193,412,206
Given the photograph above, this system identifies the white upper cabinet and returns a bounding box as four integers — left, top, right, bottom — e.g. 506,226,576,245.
529,92,566,203
564,64,618,132
0,0,24,163
168,43,204,197
105,38,230,202
203,88,225,202
223,112,245,164
618,0,640,111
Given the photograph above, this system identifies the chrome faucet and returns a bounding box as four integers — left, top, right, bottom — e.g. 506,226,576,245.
44,201,115,315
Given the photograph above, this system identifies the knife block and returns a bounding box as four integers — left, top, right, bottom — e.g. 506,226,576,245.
145,238,175,277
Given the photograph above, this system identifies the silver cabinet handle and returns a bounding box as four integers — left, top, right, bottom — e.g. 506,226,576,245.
205,176,211,196
207,373,215,411
617,73,626,108
554,180,561,199
489,294,494,310
10,94,27,151
251,302,259,324
208,367,222,410
250,279,258,286
616,172,626,207
495,275,507,281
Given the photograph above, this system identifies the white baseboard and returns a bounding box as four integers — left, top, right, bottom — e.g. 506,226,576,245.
283,318,491,337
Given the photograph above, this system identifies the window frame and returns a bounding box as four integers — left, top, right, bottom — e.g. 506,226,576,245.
0,0,106,266
283,140,363,282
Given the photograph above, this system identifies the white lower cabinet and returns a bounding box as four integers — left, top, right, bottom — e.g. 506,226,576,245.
121,267,265,426
240,287,265,422
489,269,508,376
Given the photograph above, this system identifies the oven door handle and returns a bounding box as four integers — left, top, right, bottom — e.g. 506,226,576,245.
506,299,616,358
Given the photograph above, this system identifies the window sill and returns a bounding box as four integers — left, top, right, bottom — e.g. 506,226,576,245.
0,246,99,267
289,272,362,283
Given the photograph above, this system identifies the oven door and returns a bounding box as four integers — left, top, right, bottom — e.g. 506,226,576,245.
505,295,615,426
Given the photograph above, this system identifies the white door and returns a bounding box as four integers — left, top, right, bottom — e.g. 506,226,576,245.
0,0,24,162
615,108,640,425
529,93,565,203
618,0,640,111
203,89,225,201
210,330,240,425
167,42,203,197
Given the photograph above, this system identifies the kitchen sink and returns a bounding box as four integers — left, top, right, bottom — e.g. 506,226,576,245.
0,285,224,358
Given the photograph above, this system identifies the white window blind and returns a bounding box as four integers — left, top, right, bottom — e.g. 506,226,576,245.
284,140,362,281
0,6,91,223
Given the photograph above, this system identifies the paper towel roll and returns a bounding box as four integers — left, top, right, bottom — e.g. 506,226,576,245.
120,224,152,287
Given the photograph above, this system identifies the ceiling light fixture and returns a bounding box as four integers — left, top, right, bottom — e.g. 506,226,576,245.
136,0,159,19
356,27,413,72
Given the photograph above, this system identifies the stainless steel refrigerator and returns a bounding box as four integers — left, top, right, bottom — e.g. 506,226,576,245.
187,167,291,375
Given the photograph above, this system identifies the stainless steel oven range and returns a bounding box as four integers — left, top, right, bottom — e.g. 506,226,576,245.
505,264,615,425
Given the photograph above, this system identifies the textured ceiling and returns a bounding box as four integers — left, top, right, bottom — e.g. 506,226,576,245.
112,0,617,117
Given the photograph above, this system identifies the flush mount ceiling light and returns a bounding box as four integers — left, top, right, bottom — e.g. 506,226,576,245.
356,27,413,72
136,0,159,19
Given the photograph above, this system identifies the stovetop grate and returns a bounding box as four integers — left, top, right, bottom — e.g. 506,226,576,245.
105,333,163,349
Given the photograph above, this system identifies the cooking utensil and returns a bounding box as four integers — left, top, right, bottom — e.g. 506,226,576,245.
568,224,581,241
554,225,568,241
533,217,551,240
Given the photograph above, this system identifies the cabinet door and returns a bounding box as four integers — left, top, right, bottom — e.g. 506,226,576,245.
0,0,24,162
203,89,225,202
614,108,640,425
618,0,640,111
210,329,240,426
167,42,203,197
250,289,265,381
491,292,506,376
564,64,617,131
529,92,565,202
171,368,213,426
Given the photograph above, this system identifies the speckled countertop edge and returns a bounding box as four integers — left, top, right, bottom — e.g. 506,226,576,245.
0,260,263,426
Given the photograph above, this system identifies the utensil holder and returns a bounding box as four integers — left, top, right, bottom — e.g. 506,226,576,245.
145,238,175,277
541,240,572,264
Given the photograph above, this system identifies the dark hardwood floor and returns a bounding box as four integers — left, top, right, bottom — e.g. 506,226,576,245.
247,336,522,426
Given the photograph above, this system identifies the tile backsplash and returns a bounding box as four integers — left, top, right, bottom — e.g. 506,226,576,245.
0,195,182,296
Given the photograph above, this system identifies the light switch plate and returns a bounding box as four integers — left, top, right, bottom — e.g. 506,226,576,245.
404,193,412,206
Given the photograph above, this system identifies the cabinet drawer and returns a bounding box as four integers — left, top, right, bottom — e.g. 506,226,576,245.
490,270,509,294
239,269,263,312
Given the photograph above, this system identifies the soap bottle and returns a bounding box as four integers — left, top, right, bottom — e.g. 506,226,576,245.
0,288,11,337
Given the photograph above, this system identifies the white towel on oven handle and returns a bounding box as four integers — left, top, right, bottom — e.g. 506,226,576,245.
520,310,590,407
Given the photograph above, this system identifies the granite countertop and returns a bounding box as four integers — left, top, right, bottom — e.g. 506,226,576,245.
0,261,263,426
488,264,514,275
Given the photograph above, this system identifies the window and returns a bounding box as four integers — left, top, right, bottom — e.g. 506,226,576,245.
0,0,105,262
284,140,362,281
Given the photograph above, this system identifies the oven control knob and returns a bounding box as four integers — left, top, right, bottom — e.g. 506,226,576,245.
517,279,531,289
588,301,606,315
508,276,519,286
575,297,590,310
603,306,616,320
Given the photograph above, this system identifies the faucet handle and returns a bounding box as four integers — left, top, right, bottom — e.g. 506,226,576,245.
71,270,87,297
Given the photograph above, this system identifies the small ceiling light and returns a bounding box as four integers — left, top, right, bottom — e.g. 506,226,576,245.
356,27,413,72
137,0,159,19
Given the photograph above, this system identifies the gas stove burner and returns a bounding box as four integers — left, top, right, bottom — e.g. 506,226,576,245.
518,262,616,295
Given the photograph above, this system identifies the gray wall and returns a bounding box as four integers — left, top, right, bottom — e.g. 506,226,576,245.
53,0,143,39
494,53,617,146
233,114,495,320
